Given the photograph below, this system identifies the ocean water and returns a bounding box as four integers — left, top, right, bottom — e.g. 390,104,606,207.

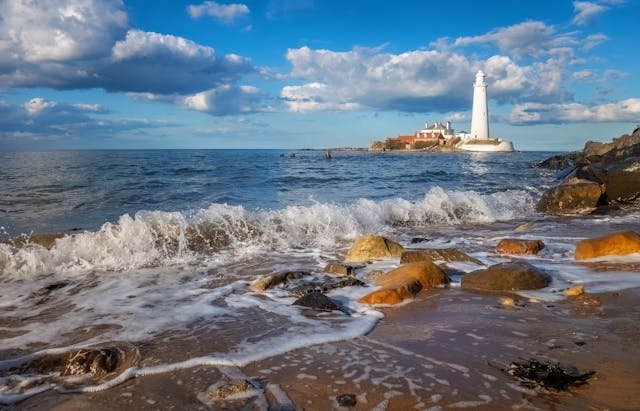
1,149,639,404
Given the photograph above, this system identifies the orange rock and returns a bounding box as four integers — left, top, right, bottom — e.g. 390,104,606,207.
575,230,640,260
358,261,448,306
565,285,585,297
496,238,545,255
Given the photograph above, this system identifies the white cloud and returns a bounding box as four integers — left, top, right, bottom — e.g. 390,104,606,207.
583,33,609,49
182,85,271,115
572,69,595,80
281,45,572,113
0,0,127,63
572,1,608,25
187,1,250,23
510,99,640,124
0,97,160,139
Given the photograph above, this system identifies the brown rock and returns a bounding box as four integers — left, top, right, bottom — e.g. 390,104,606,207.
358,261,448,306
575,230,640,260
461,262,551,292
566,285,585,297
400,248,481,265
249,271,308,292
10,232,66,249
536,178,604,214
323,262,362,276
496,239,545,255
344,235,405,263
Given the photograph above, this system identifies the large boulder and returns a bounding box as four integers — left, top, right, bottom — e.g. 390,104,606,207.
536,178,604,215
358,261,448,306
344,235,405,263
496,239,545,255
400,248,481,265
602,159,640,204
575,230,640,260
461,262,551,292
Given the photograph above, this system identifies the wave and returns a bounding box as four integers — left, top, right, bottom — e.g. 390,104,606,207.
0,187,535,277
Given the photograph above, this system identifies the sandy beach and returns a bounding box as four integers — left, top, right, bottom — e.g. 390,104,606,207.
8,285,639,411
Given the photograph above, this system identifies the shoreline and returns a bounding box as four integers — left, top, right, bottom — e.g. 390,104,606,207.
11,286,640,410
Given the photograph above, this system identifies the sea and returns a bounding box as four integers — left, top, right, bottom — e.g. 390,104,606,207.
1,149,640,405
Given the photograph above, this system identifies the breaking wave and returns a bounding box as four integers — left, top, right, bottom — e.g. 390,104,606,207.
0,187,535,277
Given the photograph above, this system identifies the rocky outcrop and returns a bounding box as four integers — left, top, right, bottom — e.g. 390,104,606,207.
461,262,551,291
575,230,640,260
536,178,604,214
358,261,448,306
400,248,481,264
249,271,308,292
496,239,545,255
538,128,640,213
344,235,405,263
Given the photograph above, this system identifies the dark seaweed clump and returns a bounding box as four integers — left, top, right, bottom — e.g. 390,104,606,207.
507,359,595,391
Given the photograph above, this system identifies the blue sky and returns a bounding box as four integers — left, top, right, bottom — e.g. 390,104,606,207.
0,0,638,150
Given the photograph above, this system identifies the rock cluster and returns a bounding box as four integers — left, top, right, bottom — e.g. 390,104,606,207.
537,127,640,214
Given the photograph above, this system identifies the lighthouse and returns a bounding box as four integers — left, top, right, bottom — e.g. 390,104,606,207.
470,70,489,140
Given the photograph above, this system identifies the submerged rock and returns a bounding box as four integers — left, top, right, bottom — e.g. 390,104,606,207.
288,277,366,297
400,248,481,264
358,261,448,306
461,262,551,291
344,235,405,263
496,239,545,255
336,393,357,407
575,230,640,260
293,291,343,312
250,271,309,292
9,232,66,249
536,178,604,215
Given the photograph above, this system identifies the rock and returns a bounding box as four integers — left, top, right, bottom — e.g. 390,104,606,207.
358,261,448,306
400,248,481,265
288,277,366,297
575,230,640,260
344,235,405,263
211,379,256,400
410,237,430,244
293,291,343,312
566,285,585,297
10,232,66,249
496,239,545,255
62,348,122,377
501,297,516,307
537,152,580,170
536,178,604,215
602,159,640,204
323,262,362,276
461,262,551,292
250,271,308,292
336,393,357,407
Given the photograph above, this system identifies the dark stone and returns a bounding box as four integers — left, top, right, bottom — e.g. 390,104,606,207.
506,359,595,391
461,262,551,291
602,159,640,204
292,291,343,312
336,393,357,407
537,152,580,170
410,237,430,244
288,277,366,298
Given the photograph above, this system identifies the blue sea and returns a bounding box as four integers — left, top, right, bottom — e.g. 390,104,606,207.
1,149,639,405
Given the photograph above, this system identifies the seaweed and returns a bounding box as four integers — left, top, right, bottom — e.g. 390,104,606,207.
506,359,595,391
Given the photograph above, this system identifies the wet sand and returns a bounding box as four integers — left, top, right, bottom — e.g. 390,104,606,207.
9,287,640,411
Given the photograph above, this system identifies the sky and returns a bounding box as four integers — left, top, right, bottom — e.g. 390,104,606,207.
0,0,639,151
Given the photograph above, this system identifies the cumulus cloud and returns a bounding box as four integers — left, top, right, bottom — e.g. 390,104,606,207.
280,45,572,113
187,1,250,23
182,85,272,115
0,0,258,111
0,97,160,139
509,99,640,124
572,1,608,25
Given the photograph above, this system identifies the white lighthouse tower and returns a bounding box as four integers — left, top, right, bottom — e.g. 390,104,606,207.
470,70,489,140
